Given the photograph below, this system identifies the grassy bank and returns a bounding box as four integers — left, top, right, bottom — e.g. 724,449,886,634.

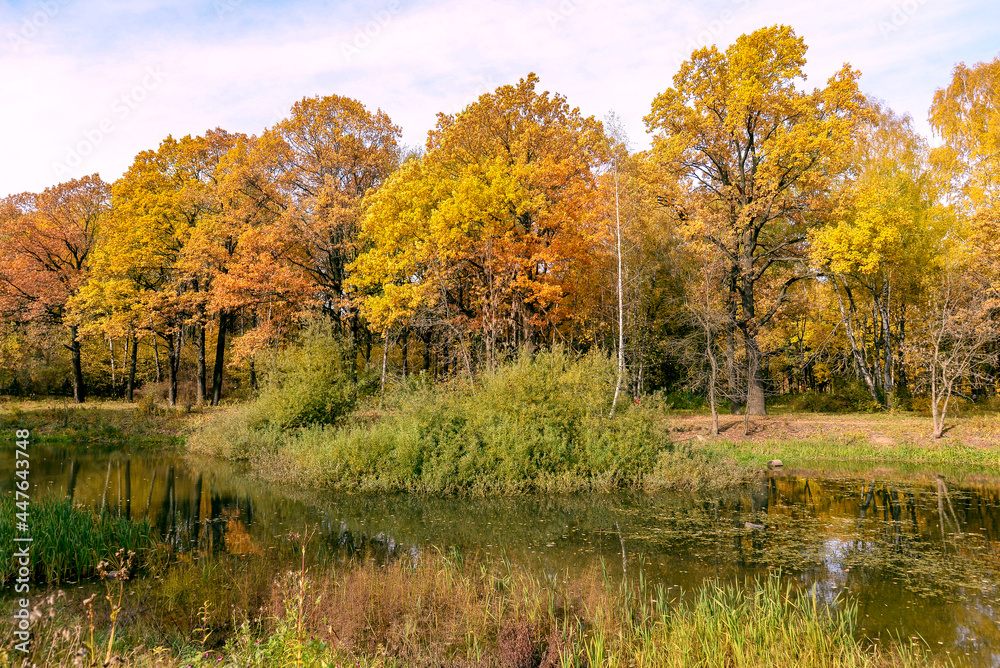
715,436,1000,474
0,397,191,448
190,347,756,494
667,410,1000,478
0,549,937,667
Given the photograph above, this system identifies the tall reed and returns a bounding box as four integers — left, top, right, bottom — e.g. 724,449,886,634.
0,494,155,584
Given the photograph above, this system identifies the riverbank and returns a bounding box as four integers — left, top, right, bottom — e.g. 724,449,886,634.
669,411,1000,480
0,397,191,449
4,395,999,492
1,548,939,667
186,405,1000,496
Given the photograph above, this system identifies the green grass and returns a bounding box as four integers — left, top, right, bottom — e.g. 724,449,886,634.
0,494,157,584
710,435,1000,475
0,397,190,449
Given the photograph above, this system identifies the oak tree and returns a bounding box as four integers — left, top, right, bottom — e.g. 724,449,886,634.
646,25,866,414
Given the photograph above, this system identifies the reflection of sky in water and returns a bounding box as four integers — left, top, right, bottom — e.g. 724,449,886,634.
815,537,849,606
4,447,1000,666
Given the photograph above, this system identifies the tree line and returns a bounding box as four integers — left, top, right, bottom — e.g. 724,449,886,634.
1,26,997,436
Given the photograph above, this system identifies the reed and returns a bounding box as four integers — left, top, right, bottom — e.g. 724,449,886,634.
0,495,155,585
0,550,940,667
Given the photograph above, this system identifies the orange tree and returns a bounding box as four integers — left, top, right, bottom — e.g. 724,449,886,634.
258,95,401,362
352,74,610,371
0,176,109,401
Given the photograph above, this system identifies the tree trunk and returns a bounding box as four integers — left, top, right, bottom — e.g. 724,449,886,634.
108,337,117,391
704,320,720,436
400,328,409,379
196,322,206,406
896,301,908,395
879,282,894,404
832,277,880,404
739,240,767,416
69,324,85,403
930,339,943,438
726,322,742,414
379,331,390,405
422,331,432,373
744,336,767,416
126,334,138,402
249,356,258,392
211,312,228,406
610,162,626,418
167,328,181,407
151,330,162,383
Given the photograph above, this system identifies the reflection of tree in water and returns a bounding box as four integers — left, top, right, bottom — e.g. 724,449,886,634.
825,477,999,599
14,446,1000,663
317,521,403,563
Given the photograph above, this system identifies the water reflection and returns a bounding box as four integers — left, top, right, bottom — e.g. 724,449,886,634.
3,446,1000,666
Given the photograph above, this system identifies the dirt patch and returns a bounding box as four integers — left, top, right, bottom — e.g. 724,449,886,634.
669,411,1000,448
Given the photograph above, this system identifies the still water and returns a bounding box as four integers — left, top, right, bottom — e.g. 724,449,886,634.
3,445,1000,666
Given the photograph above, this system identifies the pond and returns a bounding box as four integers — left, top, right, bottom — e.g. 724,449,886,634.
3,444,1000,666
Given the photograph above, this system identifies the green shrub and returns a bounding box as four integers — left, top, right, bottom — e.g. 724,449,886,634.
787,391,854,413
785,380,886,413
249,319,357,429
196,348,675,493
662,390,707,410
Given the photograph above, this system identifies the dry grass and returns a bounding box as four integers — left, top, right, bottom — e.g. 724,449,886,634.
0,550,941,668
669,411,1000,449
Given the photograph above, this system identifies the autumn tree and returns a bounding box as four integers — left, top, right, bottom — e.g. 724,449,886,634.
204,133,314,389
645,25,866,414
906,243,997,438
261,95,401,347
908,56,1000,430
811,104,940,406
0,176,109,401
80,130,236,405
930,57,1000,298
353,74,609,371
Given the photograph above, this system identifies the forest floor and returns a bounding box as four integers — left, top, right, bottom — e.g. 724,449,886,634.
667,409,1000,484
668,411,1000,449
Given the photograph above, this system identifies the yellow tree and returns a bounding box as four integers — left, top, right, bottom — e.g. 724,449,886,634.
930,57,1000,290
262,95,401,342
353,74,609,370
812,104,940,406
917,57,1000,429
645,25,866,414
0,176,109,402
80,130,236,405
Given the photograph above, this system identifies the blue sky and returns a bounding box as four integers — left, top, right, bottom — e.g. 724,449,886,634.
1,0,998,197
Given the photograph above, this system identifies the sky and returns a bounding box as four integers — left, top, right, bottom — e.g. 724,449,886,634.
1,0,997,197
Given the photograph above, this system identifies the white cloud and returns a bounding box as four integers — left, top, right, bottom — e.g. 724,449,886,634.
1,0,997,196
